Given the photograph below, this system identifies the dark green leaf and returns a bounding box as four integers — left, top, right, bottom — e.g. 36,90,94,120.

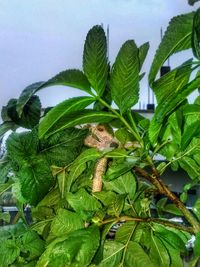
38,96,94,138
192,8,200,59
0,121,17,138
110,40,140,113
39,110,116,138
16,82,44,116
107,194,126,216
18,156,55,206
37,226,100,267
39,128,88,166
149,12,194,84
6,130,38,167
83,25,108,96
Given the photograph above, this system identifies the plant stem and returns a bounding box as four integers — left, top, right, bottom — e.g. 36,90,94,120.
97,97,141,142
135,167,200,233
100,215,194,234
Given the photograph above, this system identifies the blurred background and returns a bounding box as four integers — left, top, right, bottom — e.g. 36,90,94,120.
0,0,197,117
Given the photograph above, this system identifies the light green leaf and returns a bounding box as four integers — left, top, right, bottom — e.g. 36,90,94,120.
115,221,137,244
66,188,102,216
152,59,193,104
149,73,200,145
105,161,136,180
0,211,10,223
107,194,126,216
149,12,194,84
83,25,108,96
193,198,200,221
21,231,45,260
194,232,200,257
37,226,100,267
65,148,101,192
40,110,117,138
0,181,13,196
0,239,20,266
50,209,84,238
125,241,154,267
179,156,200,180
38,96,94,138
150,234,170,267
97,241,124,267
104,171,137,199
110,40,140,113
138,42,149,70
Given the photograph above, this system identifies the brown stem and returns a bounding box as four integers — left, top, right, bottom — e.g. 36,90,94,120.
92,157,107,193
101,216,194,234
135,167,200,234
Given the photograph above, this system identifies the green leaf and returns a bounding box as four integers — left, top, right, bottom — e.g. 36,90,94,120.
6,96,41,129
50,209,84,238
149,12,194,84
182,105,200,149
0,121,17,138
21,231,45,260
193,198,200,221
97,241,124,267
66,188,102,218
105,161,136,180
152,59,193,104
115,221,137,244
39,110,117,138
37,226,100,267
0,211,10,223
138,42,149,70
104,171,137,199
107,194,126,216
17,70,92,116
39,128,88,166
6,130,39,167
179,156,200,180
93,191,117,206
65,148,101,192
125,241,154,267
83,25,108,96
150,234,170,267
194,232,200,257
164,204,183,216
110,40,140,113
0,239,20,266
16,82,44,116
38,96,94,138
0,181,13,196
149,73,200,145
18,157,55,206
192,8,200,59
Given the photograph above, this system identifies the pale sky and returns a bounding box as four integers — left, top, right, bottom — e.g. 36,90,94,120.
0,0,197,114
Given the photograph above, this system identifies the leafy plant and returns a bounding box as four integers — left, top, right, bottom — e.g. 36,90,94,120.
1,6,200,267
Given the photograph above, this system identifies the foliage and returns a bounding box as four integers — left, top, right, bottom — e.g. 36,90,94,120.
1,7,200,267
